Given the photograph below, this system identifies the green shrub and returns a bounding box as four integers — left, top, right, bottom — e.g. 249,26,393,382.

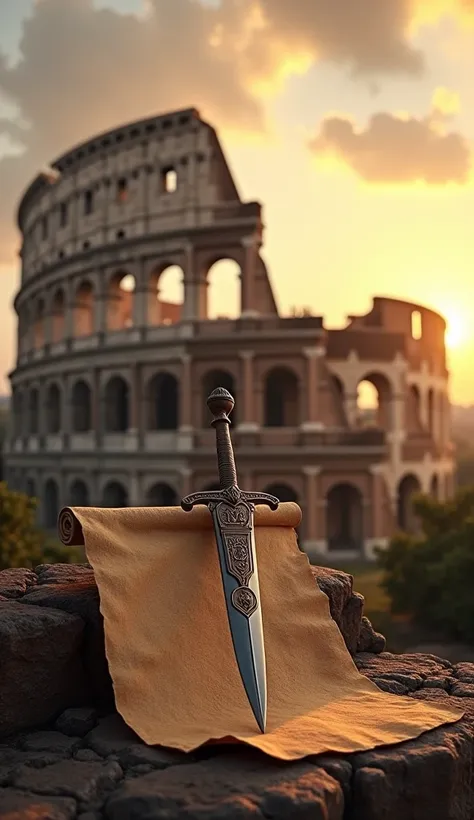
375,487,474,643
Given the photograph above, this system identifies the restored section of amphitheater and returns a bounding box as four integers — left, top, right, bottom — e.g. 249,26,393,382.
3,107,454,558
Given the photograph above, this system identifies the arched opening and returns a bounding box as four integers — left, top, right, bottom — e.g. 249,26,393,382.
202,370,237,426
148,265,183,325
44,478,59,528
430,474,439,500
146,482,178,506
147,373,179,430
51,288,66,343
104,377,129,432
19,306,31,354
25,478,36,499
33,299,46,349
264,367,299,427
356,373,392,428
263,483,298,503
329,376,347,426
427,389,435,435
70,479,90,506
107,272,135,330
74,280,94,337
71,380,92,432
206,258,241,320
407,385,422,432
46,383,62,434
102,481,128,508
28,388,39,435
397,474,422,534
326,483,363,551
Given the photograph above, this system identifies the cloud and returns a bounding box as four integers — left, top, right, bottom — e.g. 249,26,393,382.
0,0,468,264
0,0,263,265
308,94,471,185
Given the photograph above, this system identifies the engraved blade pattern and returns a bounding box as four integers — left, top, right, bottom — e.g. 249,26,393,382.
181,387,280,734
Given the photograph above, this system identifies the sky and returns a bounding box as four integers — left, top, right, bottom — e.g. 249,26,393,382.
1,0,474,403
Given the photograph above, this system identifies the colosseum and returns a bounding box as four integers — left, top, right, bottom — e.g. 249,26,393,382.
3,107,454,559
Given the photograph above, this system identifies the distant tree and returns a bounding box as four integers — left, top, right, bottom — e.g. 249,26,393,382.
0,482,81,569
375,487,474,644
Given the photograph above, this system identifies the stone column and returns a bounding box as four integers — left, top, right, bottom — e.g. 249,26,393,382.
182,243,200,321
301,346,325,431
180,467,192,497
93,368,103,449
179,355,193,432
128,365,141,450
129,472,141,506
133,259,148,331
241,235,260,317
344,393,359,428
237,350,258,431
94,272,108,336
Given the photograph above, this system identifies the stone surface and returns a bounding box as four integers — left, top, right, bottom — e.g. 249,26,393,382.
1,563,474,817
0,601,86,738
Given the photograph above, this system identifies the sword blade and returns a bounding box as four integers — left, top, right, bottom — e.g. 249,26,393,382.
211,504,267,732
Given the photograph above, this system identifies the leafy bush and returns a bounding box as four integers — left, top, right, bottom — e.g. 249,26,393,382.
375,487,474,644
0,482,82,570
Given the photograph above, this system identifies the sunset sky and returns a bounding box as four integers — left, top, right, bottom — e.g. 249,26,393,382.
1,0,474,403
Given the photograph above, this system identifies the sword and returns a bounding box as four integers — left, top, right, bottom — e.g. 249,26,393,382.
181,387,279,733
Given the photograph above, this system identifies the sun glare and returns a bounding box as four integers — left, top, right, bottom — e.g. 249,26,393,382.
444,309,467,350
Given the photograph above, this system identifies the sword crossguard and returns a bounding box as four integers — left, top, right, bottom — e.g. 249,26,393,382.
181,486,280,512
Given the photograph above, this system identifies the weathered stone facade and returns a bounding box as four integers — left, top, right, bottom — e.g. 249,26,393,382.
4,108,454,558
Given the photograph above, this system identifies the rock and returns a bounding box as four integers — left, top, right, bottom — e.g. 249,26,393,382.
55,707,99,738
0,567,38,598
371,677,409,695
338,591,364,655
105,753,345,820
451,682,474,698
453,663,474,684
0,789,76,819
311,565,371,654
22,577,114,707
21,731,81,754
0,602,86,738
84,714,142,758
35,564,95,586
116,744,189,770
13,760,123,803
75,749,103,763
357,616,387,654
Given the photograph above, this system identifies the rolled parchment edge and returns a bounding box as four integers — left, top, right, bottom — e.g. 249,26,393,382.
57,507,85,546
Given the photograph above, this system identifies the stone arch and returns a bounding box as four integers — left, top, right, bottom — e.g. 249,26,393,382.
102,481,128,508
427,388,435,435
430,474,439,500
147,373,179,430
107,271,135,330
43,478,59,528
202,369,237,425
69,479,90,506
33,297,46,349
148,264,183,325
74,280,94,337
397,474,422,533
71,380,92,432
28,387,39,435
206,257,241,320
145,482,178,506
51,288,66,343
263,483,298,503
326,483,363,551
263,367,299,427
104,376,129,433
407,384,422,432
46,383,62,434
356,372,392,428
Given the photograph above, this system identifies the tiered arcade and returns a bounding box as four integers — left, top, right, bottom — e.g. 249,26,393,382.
4,109,454,558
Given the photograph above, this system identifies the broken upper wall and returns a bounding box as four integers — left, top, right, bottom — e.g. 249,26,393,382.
329,296,447,376
15,108,275,316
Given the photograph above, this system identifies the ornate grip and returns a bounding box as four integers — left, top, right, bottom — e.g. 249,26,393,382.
207,388,238,490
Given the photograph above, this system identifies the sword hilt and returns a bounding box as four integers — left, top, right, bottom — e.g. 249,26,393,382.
207,388,237,489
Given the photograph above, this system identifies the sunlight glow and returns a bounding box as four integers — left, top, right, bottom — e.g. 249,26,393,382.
444,308,468,350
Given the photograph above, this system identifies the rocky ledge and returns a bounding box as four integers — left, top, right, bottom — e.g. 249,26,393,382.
1,564,473,819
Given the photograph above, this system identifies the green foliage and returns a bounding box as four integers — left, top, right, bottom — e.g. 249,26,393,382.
0,482,82,570
375,487,474,644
